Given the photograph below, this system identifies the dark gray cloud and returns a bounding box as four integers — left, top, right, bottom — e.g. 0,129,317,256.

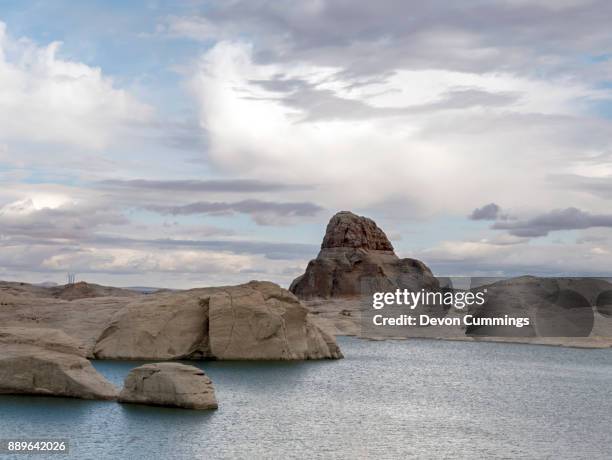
147,199,323,225
469,202,501,220
99,178,310,193
0,233,318,265
248,77,519,121
0,193,321,280
423,252,612,278
249,77,307,93
550,173,612,200
0,201,129,240
179,0,612,77
492,207,612,237
92,236,318,260
426,89,519,110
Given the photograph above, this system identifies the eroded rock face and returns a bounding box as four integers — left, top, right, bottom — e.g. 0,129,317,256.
207,281,342,360
322,211,394,251
290,211,438,299
119,363,218,410
0,327,118,400
93,281,342,361
93,292,210,360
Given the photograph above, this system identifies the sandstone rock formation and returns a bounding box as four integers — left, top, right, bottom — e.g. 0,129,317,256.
596,289,612,317
466,276,611,338
50,281,138,301
0,327,118,400
321,211,394,251
93,281,342,361
119,363,218,410
0,282,138,355
290,211,439,299
0,281,138,302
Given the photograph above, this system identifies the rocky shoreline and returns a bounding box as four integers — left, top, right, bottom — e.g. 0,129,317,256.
307,297,612,349
1,210,611,408
0,279,342,407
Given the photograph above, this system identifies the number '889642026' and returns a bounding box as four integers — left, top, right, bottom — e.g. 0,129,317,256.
4,439,68,453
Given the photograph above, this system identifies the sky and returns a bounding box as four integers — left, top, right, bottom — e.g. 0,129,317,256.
1,0,612,288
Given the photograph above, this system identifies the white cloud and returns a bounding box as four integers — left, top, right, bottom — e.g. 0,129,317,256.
191,41,612,219
0,180,314,288
40,247,253,274
0,240,307,289
4,3,612,284
0,22,152,149
418,237,612,276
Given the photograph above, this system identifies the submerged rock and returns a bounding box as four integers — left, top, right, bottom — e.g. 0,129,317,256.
0,327,118,400
290,211,438,299
119,363,218,410
93,281,342,361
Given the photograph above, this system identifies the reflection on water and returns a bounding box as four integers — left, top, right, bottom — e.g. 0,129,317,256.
1,338,611,459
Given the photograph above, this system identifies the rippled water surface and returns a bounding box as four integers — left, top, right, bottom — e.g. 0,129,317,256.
1,338,611,459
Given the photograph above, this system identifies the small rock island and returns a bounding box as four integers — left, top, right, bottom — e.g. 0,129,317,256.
119,363,218,410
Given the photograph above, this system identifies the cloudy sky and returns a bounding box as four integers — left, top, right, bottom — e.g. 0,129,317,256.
1,0,612,288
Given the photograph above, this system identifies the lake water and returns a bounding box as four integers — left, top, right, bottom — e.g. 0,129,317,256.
1,338,611,459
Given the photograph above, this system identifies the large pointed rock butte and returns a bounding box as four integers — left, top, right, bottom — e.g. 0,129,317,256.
290,211,439,299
